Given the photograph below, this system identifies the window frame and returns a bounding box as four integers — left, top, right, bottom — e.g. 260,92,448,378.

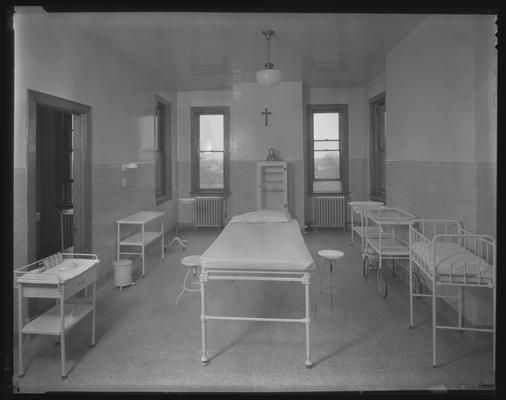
369,91,386,203
155,95,172,205
306,104,349,196
190,106,230,195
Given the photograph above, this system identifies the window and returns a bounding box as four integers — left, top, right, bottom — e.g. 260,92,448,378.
191,106,230,194
155,96,172,204
369,92,386,202
307,104,348,195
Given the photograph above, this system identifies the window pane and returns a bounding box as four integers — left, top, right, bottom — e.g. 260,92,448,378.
200,115,224,151
313,180,342,193
199,152,224,189
314,140,339,151
313,113,339,140
314,150,340,179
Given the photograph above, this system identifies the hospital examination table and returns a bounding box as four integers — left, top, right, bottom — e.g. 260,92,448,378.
198,210,315,367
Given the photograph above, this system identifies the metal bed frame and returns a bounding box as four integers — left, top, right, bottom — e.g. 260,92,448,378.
199,267,314,367
409,219,496,370
362,207,416,297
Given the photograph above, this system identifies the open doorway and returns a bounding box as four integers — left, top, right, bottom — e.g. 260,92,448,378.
26,91,92,317
27,90,91,263
36,107,74,258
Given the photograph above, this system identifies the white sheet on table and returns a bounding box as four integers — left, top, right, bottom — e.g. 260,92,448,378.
229,209,291,224
201,220,314,271
411,242,493,279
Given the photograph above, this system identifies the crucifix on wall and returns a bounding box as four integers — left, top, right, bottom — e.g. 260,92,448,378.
261,108,272,126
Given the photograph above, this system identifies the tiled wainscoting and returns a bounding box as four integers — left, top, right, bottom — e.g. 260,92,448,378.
386,160,496,326
12,163,175,335
92,163,156,283
13,168,28,269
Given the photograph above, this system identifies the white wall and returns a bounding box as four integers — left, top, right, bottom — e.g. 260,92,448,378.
176,82,305,223
231,82,304,161
384,14,497,325
14,6,177,278
386,15,476,163
473,15,497,164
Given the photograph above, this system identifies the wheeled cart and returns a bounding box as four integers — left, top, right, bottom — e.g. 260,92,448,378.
362,207,416,297
349,201,385,251
15,253,99,378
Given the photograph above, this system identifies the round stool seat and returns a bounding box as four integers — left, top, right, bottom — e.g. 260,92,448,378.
181,255,201,267
318,249,344,260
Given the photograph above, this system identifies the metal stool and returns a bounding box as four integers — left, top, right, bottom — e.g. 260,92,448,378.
176,255,201,305
315,249,344,310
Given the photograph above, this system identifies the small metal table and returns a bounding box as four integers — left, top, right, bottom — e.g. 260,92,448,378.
15,253,99,378
116,211,165,277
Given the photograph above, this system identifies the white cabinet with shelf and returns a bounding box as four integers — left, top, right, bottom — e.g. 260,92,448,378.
257,161,288,211
116,211,165,277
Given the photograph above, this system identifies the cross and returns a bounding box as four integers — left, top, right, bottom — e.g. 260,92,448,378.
261,108,272,126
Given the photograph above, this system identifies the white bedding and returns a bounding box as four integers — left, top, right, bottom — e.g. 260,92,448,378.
411,242,493,280
200,219,314,271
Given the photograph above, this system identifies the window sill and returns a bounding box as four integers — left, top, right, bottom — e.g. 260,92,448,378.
190,192,231,197
155,195,172,206
307,192,350,197
369,194,386,203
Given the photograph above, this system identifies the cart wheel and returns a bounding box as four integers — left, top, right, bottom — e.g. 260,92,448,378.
412,272,422,298
377,268,388,298
362,256,369,278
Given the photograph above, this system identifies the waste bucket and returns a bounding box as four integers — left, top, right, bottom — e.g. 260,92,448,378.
113,259,134,290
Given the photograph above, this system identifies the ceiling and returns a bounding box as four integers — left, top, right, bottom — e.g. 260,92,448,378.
51,11,428,91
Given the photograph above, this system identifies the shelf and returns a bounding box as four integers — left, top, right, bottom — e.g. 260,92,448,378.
21,303,94,335
116,211,165,224
119,231,162,246
257,161,287,211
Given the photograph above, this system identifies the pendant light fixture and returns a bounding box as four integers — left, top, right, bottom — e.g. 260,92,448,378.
256,29,283,86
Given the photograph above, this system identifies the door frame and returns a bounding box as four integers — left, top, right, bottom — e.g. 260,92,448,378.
27,90,92,261
368,91,386,202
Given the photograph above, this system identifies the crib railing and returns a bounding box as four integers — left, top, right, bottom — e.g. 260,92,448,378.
409,219,495,278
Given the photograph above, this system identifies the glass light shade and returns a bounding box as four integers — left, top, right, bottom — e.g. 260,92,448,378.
255,68,283,86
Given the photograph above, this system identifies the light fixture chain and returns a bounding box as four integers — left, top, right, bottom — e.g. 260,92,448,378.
267,34,271,64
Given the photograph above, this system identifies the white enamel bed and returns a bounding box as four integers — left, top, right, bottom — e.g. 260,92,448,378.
409,219,496,370
198,210,315,367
